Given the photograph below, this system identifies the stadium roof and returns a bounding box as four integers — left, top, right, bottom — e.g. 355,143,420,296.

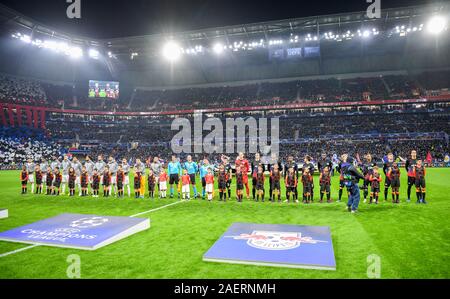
0,2,449,57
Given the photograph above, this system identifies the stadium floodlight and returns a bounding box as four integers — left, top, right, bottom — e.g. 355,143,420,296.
213,43,224,54
427,16,447,35
20,34,31,44
89,49,100,59
130,52,138,60
68,47,83,59
162,41,181,62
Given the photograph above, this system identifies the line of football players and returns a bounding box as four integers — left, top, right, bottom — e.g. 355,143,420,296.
19,150,427,204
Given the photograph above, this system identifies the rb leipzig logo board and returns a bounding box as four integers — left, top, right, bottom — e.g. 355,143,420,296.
0,213,150,250
203,223,336,270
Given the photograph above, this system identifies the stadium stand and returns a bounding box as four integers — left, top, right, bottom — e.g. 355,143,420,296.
2,71,450,112
0,69,449,168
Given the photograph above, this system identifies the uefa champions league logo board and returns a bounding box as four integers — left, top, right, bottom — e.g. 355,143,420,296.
203,223,336,270
0,209,7,219
0,213,150,250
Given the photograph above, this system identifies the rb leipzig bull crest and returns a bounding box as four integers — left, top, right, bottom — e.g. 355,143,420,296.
229,230,326,251
204,223,336,270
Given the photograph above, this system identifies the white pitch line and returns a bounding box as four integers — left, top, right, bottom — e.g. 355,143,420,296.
0,200,185,258
129,200,184,218
0,244,40,258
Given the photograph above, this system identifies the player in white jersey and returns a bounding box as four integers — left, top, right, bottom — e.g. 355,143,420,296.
150,156,163,192
84,155,95,194
26,159,36,193
95,155,106,185
71,157,83,196
121,158,131,197
108,156,119,195
61,155,71,195
40,159,49,193
51,157,61,174
134,158,146,173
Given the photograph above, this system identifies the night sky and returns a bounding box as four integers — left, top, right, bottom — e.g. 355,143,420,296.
0,0,432,38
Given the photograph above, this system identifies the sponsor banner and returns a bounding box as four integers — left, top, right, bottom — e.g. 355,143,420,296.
0,213,149,250
203,223,336,270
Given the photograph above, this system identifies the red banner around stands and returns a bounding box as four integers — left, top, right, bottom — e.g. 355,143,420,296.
33,108,39,128
0,95,449,126
7,104,14,126
0,104,6,126
40,108,46,129
16,106,22,127
25,106,32,127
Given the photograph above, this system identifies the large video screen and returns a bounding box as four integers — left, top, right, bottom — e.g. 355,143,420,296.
88,80,119,99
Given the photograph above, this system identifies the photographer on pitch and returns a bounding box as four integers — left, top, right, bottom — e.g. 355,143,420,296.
339,153,365,214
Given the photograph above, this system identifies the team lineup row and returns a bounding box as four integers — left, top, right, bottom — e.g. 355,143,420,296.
17,151,428,212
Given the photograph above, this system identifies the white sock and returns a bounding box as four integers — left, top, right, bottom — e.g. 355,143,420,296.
31,183,35,193
62,184,66,194
127,185,130,196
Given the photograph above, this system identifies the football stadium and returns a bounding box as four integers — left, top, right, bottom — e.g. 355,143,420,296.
0,0,449,284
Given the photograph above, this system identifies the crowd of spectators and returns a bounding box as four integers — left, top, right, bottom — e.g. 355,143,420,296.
1,70,449,169
0,127,62,168
0,75,47,106
1,70,450,112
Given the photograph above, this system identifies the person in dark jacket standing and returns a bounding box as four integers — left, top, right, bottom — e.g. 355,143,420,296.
340,154,365,213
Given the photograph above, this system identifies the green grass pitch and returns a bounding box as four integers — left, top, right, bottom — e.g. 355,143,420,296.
0,168,449,278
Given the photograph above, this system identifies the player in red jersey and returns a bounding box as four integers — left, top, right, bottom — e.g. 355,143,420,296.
369,166,382,204
134,168,142,199
35,165,43,194
181,169,191,200
404,150,418,203
255,165,265,202
116,165,125,198
235,166,245,202
235,152,250,198
221,155,233,199
147,169,156,199
46,169,54,195
413,159,427,204
102,166,111,197
159,167,168,198
270,164,282,203
319,166,332,203
91,169,100,198
285,166,298,203
387,162,401,203
217,164,229,201
251,153,264,200
53,167,62,196
80,166,89,197
20,165,28,194
301,168,313,204
204,168,215,201
68,167,76,197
